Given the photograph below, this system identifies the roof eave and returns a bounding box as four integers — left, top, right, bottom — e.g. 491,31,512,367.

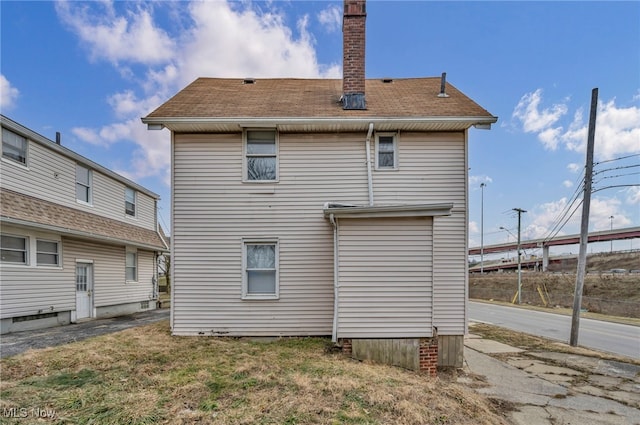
1,217,168,252
142,116,498,132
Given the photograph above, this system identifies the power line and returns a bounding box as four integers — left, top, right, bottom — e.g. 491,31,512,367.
593,163,640,176
594,153,640,166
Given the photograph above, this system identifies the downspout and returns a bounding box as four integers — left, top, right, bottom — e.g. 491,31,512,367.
365,123,374,206
330,213,339,343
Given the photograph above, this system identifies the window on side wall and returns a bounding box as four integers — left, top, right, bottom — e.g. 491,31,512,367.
76,164,92,203
375,133,398,170
0,234,28,264
245,130,277,181
125,250,137,282
2,128,27,165
36,240,60,266
125,187,136,217
242,239,279,299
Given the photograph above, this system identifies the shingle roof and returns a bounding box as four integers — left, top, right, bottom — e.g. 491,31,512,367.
1,189,167,251
146,77,494,119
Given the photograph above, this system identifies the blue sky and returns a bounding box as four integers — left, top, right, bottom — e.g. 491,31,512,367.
2,1,639,255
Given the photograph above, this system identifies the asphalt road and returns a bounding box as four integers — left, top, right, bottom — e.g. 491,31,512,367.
469,301,640,359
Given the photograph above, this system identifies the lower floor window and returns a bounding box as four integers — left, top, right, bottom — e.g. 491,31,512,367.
243,239,278,299
37,240,59,266
126,250,137,281
1,234,27,264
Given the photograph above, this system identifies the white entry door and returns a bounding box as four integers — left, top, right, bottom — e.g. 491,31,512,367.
75,263,93,319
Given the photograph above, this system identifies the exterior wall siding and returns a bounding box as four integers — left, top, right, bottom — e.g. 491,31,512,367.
336,217,433,338
172,131,467,336
0,224,156,322
0,225,75,319
1,139,156,231
64,239,156,308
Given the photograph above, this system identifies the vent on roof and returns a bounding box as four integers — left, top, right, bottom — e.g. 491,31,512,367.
243,78,256,85
437,72,450,98
382,78,393,83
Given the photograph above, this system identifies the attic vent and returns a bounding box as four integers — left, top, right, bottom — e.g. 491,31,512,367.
382,78,393,83
243,78,256,85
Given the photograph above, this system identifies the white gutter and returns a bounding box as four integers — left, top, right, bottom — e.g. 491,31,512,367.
142,116,498,128
329,213,339,343
365,123,374,206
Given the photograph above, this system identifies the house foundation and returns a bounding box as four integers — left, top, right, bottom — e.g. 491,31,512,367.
340,336,439,377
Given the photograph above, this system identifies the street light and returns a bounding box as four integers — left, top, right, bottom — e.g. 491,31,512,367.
480,183,486,274
609,215,614,253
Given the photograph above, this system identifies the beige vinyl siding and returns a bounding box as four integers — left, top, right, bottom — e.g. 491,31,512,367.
1,139,156,231
336,217,433,338
372,132,467,335
64,239,156,307
173,131,467,336
0,226,74,319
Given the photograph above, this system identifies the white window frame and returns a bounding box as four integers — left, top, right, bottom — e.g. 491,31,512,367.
76,164,93,204
243,129,279,183
125,248,138,282
36,239,61,267
0,234,29,265
241,238,279,300
2,127,28,167
125,187,137,217
374,132,398,170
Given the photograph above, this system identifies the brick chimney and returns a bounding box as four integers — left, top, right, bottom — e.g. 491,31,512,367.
342,0,366,110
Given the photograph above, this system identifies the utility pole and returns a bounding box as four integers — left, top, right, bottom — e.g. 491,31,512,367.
609,215,614,253
570,88,598,347
480,183,486,274
513,208,526,304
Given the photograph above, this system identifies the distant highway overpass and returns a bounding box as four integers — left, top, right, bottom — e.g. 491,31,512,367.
469,226,640,271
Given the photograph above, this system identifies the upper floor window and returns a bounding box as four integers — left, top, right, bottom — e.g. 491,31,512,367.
242,239,279,299
245,130,277,181
125,249,137,281
1,234,28,264
125,187,136,217
36,240,60,266
375,133,398,170
2,128,27,165
76,164,92,203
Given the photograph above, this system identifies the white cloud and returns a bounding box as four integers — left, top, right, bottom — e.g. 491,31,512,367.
513,90,640,160
317,5,341,33
469,221,479,234
523,194,633,240
57,1,341,187
626,187,640,204
469,175,493,188
567,163,581,173
562,180,573,188
55,1,176,65
512,89,567,149
0,74,19,110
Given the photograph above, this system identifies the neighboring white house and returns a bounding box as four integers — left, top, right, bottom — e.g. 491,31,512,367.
0,115,168,334
142,0,496,373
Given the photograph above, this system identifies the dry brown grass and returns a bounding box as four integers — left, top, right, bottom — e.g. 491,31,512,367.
0,321,509,425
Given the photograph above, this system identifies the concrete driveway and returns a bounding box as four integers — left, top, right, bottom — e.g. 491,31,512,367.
462,328,640,425
0,308,169,358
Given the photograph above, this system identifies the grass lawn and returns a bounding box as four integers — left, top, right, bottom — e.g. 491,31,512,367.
0,321,508,425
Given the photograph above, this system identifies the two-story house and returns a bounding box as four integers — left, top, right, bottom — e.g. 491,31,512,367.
142,0,496,373
0,115,167,334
